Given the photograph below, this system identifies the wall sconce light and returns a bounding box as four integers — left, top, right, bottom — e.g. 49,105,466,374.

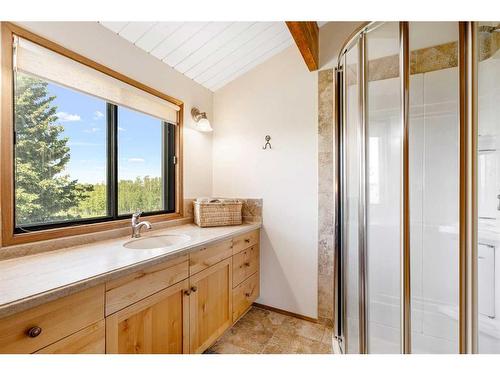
191,107,213,132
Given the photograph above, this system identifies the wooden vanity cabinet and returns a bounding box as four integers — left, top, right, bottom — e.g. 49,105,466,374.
106,279,189,354
0,228,260,354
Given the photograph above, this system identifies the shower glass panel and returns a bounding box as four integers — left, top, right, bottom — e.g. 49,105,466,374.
409,22,459,353
344,43,361,354
365,22,401,353
477,21,500,353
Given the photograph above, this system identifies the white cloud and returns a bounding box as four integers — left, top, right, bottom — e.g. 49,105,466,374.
93,110,104,120
84,127,101,133
56,112,81,122
127,158,145,163
118,126,126,132
67,141,102,147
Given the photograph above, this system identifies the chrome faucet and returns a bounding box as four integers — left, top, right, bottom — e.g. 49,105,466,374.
131,211,152,238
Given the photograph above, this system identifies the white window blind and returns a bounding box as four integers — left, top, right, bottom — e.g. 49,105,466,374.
14,35,179,124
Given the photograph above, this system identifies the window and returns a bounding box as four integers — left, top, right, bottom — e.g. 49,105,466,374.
14,72,109,227
2,23,182,243
14,72,177,232
117,106,175,215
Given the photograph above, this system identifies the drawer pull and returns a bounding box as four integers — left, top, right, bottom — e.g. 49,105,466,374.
184,290,191,296
191,286,198,293
244,262,251,267
244,239,250,243
26,326,42,338
245,292,251,297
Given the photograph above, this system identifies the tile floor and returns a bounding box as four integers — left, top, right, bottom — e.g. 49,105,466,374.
205,306,334,354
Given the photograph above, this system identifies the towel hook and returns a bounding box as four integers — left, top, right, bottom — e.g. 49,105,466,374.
262,135,272,150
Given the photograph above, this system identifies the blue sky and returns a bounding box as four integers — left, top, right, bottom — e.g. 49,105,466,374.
47,82,163,184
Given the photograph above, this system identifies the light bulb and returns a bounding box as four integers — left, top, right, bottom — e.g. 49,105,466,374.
196,117,213,132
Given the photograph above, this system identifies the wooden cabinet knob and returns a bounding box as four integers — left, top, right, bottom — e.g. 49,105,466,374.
245,292,251,297
184,290,191,296
191,286,198,292
26,326,42,338
244,262,251,267
244,239,250,243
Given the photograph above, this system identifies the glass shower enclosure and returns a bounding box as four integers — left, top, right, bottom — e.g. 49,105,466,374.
335,21,500,354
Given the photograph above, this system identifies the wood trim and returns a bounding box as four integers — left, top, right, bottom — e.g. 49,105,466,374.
182,278,190,354
285,21,319,71
0,22,184,247
3,213,184,246
1,22,14,248
176,103,184,219
252,302,318,324
4,22,182,107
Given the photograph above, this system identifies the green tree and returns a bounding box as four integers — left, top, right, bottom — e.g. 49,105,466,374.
15,73,93,225
77,177,163,217
117,176,162,214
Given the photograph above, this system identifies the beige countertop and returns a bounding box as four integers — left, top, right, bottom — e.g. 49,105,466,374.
0,222,261,319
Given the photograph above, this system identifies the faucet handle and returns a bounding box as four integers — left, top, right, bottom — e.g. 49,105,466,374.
132,211,143,219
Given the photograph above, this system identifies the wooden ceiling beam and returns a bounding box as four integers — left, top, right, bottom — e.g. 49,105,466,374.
285,21,319,71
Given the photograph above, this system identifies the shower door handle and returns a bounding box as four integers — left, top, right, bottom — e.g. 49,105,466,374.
497,194,500,211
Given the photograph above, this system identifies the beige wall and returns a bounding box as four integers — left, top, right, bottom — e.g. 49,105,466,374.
212,46,319,318
319,21,366,69
11,22,215,199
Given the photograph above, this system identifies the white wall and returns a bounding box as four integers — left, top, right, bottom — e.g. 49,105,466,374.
212,46,318,318
319,21,365,69
12,22,214,198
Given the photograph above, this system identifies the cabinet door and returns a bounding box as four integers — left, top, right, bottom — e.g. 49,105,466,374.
189,258,232,354
106,280,189,354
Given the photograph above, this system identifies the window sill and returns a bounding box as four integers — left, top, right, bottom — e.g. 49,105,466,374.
1,212,187,250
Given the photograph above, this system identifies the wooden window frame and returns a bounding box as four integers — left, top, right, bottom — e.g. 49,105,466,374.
0,22,184,246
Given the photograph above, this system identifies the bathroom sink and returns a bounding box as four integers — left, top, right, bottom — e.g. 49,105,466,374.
123,234,191,250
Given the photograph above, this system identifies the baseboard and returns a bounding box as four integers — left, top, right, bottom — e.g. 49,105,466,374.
252,302,318,323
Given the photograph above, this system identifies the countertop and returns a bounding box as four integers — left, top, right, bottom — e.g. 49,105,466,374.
0,222,261,319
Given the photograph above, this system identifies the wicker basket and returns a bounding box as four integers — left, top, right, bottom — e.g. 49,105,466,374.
194,198,243,228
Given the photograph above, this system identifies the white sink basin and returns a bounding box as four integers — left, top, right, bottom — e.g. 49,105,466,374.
123,234,191,250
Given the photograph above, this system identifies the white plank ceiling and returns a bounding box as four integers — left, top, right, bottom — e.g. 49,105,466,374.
99,22,297,92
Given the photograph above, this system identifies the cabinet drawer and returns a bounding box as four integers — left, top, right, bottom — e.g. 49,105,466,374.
189,240,233,275
232,272,259,322
106,255,188,316
35,320,105,354
232,230,259,255
232,244,259,287
0,285,104,354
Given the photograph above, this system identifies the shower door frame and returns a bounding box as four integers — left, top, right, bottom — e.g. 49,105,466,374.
334,21,479,354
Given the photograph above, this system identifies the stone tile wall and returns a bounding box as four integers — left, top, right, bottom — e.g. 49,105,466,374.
317,69,335,323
